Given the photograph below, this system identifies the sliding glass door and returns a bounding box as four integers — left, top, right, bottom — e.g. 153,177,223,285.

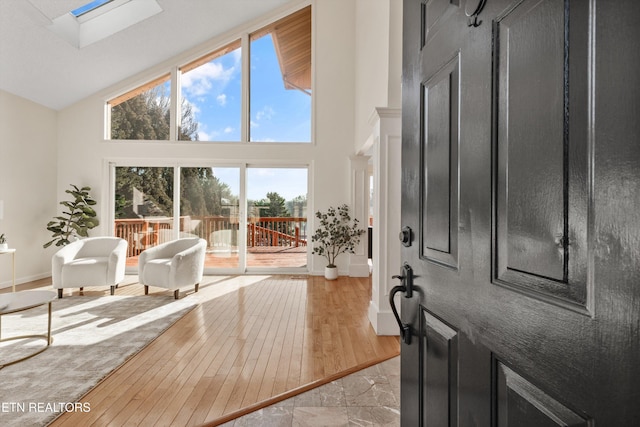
246,167,308,270
114,166,174,267
112,164,307,273
180,167,241,270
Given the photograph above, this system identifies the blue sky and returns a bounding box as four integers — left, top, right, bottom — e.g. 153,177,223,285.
212,167,307,202
179,33,310,205
180,34,311,143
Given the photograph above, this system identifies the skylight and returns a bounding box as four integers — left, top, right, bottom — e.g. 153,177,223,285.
70,0,114,18
48,0,162,48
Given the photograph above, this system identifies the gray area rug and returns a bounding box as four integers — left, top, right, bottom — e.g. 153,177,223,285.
0,293,196,426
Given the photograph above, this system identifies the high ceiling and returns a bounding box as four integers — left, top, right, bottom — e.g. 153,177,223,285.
0,0,296,110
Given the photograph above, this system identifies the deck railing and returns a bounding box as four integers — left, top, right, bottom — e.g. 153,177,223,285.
115,216,307,257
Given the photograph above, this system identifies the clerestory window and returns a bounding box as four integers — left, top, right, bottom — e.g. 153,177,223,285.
108,74,171,140
179,41,242,142
106,5,311,143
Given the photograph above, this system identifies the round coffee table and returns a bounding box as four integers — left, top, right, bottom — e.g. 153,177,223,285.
0,290,56,369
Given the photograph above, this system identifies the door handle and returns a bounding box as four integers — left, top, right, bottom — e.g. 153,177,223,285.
390,263,414,344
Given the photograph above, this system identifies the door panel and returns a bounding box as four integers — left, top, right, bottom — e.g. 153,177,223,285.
495,362,590,427
421,55,459,267
401,0,640,425
494,0,591,308
498,0,566,282
423,0,461,46
421,309,459,426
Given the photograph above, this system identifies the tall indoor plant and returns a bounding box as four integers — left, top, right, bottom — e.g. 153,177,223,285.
311,204,365,280
44,184,100,248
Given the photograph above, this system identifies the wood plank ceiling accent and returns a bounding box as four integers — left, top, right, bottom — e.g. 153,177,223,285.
253,6,311,92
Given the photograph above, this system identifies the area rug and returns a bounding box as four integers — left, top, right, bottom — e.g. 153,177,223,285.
0,293,196,426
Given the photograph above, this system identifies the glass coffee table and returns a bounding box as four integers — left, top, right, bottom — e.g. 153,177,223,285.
0,290,56,369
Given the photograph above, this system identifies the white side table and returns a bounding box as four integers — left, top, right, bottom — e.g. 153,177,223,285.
0,249,16,292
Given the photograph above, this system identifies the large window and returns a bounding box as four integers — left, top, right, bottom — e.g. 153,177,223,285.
181,167,240,269
109,75,171,140
180,42,242,141
250,7,312,142
112,164,308,272
114,166,174,260
246,167,308,269
107,6,311,143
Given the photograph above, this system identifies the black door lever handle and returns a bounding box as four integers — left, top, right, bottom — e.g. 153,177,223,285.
390,264,414,344
390,284,411,344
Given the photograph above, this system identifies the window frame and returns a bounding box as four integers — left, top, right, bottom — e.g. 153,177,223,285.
104,4,313,145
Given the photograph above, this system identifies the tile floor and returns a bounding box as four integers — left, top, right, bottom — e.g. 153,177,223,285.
221,356,400,427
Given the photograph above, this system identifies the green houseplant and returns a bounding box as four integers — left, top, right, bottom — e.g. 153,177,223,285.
311,204,365,280
44,185,100,248
0,233,7,251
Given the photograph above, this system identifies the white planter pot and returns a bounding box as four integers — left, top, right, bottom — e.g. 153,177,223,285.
0,243,8,251
324,266,338,280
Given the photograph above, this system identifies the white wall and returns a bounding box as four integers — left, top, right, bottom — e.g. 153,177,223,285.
352,0,403,334
55,0,359,276
354,0,402,151
0,89,58,287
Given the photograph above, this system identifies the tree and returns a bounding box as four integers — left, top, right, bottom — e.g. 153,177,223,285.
262,192,289,218
287,194,307,218
115,167,173,218
110,85,199,141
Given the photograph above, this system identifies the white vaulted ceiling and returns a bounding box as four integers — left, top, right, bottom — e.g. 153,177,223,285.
0,0,296,110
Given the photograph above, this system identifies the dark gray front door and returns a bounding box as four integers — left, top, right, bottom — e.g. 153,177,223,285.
399,0,640,425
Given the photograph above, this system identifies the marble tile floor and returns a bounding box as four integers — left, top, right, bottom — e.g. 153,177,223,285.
221,356,400,427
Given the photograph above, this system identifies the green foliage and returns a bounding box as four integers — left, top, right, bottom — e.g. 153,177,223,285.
44,185,99,248
311,204,365,268
264,192,289,217
287,194,307,217
110,85,199,141
0,233,6,244
115,167,236,220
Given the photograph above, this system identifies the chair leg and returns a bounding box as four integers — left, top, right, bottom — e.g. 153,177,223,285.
195,283,200,293
144,285,149,295
58,289,63,299
110,285,116,296
174,289,179,299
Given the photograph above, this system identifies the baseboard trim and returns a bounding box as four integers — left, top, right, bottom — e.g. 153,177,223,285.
368,301,401,336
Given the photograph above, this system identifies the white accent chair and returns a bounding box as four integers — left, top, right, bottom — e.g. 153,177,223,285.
52,237,128,299
138,238,206,299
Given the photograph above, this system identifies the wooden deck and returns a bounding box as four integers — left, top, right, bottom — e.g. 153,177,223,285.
126,246,308,269
6,274,398,426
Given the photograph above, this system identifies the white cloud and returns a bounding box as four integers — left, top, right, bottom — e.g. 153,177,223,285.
181,62,236,97
250,120,259,128
182,98,200,115
224,127,234,134
197,130,211,141
216,93,227,106
255,106,275,121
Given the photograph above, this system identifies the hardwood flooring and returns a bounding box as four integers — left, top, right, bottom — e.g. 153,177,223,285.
8,274,398,426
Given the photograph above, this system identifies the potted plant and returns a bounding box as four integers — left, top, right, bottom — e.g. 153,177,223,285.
44,185,100,248
311,204,365,280
0,233,7,251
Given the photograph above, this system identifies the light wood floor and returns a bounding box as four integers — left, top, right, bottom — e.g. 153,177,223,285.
9,274,398,426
